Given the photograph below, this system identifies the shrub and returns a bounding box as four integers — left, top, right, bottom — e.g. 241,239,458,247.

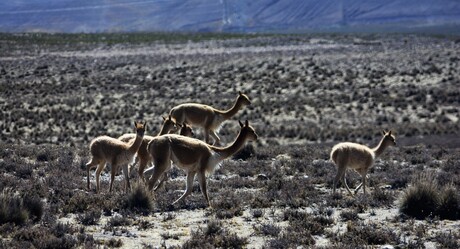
279,209,324,245
12,226,78,249
106,215,132,228
62,192,92,214
266,227,315,248
0,189,29,225
332,221,399,247
182,220,248,249
400,173,440,219
106,238,123,247
253,223,281,237
250,209,264,218
370,187,395,208
122,183,153,214
437,185,460,220
77,209,101,225
340,210,360,221
22,193,44,222
212,190,243,219
435,231,460,249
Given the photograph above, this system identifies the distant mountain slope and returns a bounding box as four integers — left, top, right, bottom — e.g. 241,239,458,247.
1,0,460,33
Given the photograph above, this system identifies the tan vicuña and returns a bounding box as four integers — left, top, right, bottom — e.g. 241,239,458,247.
143,122,195,190
146,120,257,206
169,91,251,146
331,130,396,195
118,116,177,181
86,121,146,193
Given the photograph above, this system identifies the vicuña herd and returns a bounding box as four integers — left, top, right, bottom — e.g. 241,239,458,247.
86,91,397,207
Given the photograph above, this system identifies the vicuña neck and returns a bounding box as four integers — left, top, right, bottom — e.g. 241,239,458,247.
211,131,247,159
157,125,170,136
218,98,244,120
372,137,389,158
129,132,144,154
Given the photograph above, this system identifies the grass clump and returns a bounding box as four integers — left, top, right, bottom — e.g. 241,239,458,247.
435,231,460,249
332,221,399,247
212,190,243,219
400,173,441,219
0,188,44,225
182,220,248,249
77,209,101,225
265,209,332,247
438,185,460,220
12,224,78,249
400,173,460,220
122,183,153,214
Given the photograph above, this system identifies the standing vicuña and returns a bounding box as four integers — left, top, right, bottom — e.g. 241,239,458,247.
143,122,194,188
146,120,257,206
86,121,146,193
331,130,396,195
118,116,177,181
169,91,251,145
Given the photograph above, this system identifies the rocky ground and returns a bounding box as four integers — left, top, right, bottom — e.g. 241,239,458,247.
0,33,459,248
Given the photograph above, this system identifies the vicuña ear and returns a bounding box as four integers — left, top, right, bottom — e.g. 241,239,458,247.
168,115,172,120
239,120,244,127
245,120,249,127
162,116,166,121
388,130,392,135
239,91,242,96
382,130,386,135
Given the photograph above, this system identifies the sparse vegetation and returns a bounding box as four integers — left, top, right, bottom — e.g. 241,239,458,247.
0,33,459,247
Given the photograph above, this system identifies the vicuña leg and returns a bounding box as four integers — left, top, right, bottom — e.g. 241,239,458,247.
137,157,149,182
204,129,212,145
147,158,170,191
334,164,354,196
129,156,140,178
109,161,117,192
333,165,346,193
172,171,197,205
197,171,210,206
122,164,130,192
95,162,106,193
209,130,221,146
86,159,101,190
342,172,354,196
353,169,366,194
153,171,170,191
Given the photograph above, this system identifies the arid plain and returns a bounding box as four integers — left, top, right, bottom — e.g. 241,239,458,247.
1,33,459,248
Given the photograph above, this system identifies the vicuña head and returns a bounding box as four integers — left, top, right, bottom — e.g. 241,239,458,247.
87,121,146,193
331,130,396,196
168,91,251,146
179,122,194,137
118,115,178,182
146,119,257,207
